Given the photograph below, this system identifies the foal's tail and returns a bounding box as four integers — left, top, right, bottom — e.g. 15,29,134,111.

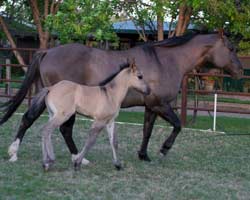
28,88,49,115
0,51,47,125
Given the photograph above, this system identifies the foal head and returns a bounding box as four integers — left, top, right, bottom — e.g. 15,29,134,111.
127,59,150,95
206,33,243,78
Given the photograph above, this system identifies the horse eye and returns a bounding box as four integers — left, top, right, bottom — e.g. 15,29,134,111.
138,75,143,79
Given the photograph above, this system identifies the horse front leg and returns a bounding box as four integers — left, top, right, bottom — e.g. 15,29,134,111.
152,104,181,156
8,101,46,162
138,106,157,162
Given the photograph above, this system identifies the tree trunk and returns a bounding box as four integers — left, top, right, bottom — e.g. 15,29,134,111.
29,0,50,49
157,14,164,41
0,16,26,72
175,2,192,36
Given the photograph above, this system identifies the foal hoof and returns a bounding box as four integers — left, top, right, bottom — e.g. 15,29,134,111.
138,151,151,162
74,162,81,171
114,164,122,171
43,163,50,171
113,161,122,171
42,160,54,171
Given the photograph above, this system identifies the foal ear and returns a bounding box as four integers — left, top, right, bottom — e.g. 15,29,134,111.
129,57,136,72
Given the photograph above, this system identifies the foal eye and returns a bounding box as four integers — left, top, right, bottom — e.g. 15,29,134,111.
138,75,143,79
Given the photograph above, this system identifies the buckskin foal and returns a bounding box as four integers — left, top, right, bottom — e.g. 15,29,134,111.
33,59,149,170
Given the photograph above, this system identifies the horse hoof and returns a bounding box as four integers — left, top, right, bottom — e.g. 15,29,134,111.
8,139,20,158
81,158,90,165
159,148,169,156
9,154,18,162
138,151,151,162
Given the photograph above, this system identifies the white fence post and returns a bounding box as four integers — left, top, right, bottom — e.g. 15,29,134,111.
213,93,218,131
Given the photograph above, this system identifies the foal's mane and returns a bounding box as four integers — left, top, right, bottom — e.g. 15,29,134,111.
99,62,130,86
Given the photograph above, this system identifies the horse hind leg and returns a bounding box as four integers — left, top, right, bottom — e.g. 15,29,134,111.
59,115,90,166
8,100,46,162
153,104,181,156
106,120,121,170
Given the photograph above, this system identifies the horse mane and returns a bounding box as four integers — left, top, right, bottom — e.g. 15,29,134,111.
151,31,198,47
99,62,130,86
144,30,219,48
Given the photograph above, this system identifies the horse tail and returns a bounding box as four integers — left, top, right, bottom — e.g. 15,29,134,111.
0,51,46,125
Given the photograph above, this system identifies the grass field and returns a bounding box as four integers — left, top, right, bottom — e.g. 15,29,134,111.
1,112,250,200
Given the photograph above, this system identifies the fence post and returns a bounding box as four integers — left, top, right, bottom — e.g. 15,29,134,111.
5,58,11,95
181,74,188,126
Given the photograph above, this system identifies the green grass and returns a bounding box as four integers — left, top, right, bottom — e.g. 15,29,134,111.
1,113,250,200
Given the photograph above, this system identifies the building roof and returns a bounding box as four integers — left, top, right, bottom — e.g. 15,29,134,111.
113,20,194,34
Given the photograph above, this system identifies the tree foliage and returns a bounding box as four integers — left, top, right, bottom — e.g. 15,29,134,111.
0,0,250,53
45,0,118,44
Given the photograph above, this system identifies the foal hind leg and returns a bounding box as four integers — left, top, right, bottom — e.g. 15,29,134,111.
42,120,58,170
73,121,106,169
152,104,181,156
42,114,71,170
106,120,121,170
138,107,157,162
8,102,46,162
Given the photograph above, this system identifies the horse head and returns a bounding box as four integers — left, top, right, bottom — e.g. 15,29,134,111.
206,33,243,79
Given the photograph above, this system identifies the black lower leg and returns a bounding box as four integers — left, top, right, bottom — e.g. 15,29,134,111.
59,115,78,155
15,101,46,143
138,107,157,161
157,105,181,155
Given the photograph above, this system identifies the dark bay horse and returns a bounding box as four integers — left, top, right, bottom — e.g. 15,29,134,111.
2,32,243,162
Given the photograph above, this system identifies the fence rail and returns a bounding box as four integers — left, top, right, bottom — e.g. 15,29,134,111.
0,47,37,106
181,71,250,126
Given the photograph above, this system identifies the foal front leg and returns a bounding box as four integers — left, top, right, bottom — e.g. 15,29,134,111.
106,120,121,170
73,121,106,169
59,115,90,165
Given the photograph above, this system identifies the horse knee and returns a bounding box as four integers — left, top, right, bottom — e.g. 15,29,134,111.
174,121,181,133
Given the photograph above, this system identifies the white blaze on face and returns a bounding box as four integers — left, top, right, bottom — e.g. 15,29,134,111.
8,139,20,162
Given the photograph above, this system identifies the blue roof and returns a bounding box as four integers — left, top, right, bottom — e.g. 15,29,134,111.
113,20,194,34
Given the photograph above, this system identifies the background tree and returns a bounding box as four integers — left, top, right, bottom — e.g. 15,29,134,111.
45,0,118,47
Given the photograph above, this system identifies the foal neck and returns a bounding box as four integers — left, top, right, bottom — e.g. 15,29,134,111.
105,68,130,107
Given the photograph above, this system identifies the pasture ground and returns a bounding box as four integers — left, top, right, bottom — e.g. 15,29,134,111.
0,112,250,200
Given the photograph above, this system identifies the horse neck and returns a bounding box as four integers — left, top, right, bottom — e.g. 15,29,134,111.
171,34,218,76
106,69,130,108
